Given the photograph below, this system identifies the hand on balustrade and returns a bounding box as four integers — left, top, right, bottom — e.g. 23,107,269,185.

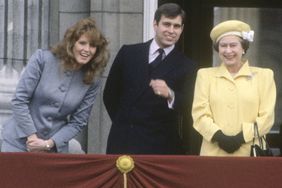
26,134,54,152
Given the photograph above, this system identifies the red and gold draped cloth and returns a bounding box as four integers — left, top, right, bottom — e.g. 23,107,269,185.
0,153,281,188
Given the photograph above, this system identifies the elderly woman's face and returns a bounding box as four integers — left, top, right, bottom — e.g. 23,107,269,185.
218,35,244,68
73,34,97,66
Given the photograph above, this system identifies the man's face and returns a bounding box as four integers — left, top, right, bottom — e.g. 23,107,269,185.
153,15,184,48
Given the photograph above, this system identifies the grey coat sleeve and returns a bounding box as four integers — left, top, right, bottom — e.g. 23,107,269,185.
12,49,45,137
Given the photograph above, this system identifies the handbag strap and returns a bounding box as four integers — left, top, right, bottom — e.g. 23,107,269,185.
253,122,264,147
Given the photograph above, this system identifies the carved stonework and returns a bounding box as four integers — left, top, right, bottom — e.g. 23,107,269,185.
0,65,20,139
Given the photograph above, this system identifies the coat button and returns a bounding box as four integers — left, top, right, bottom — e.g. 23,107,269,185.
43,130,49,136
227,104,234,109
59,85,66,92
65,71,72,77
228,87,235,91
54,102,59,108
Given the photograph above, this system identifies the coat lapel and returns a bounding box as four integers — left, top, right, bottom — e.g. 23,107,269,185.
132,40,151,84
126,41,151,101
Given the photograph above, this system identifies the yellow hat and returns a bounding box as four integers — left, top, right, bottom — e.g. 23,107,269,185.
210,20,254,43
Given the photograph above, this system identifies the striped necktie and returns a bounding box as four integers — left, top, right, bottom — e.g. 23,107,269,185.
149,48,165,70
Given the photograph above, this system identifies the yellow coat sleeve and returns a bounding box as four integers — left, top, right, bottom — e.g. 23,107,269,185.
192,68,220,141
242,68,276,142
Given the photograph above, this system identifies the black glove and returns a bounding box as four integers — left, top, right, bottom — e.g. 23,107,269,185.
233,131,245,145
212,130,245,153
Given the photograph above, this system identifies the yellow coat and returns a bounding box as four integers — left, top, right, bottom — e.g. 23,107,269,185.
192,61,276,156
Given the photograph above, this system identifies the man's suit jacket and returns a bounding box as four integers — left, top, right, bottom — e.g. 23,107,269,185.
103,40,197,154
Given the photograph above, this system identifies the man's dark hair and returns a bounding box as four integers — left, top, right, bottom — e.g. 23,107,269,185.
154,3,186,25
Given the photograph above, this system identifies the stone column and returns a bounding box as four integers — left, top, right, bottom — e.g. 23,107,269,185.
58,0,91,39
88,0,144,153
0,0,50,143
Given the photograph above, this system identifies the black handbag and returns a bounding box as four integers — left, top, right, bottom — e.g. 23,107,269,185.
250,122,273,157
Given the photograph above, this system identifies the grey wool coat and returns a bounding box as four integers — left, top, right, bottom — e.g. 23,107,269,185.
1,49,100,153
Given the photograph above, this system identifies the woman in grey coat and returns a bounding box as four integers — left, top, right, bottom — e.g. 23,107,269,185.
1,17,109,153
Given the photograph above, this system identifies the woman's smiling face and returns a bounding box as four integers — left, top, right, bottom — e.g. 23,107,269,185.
73,34,97,66
218,35,244,68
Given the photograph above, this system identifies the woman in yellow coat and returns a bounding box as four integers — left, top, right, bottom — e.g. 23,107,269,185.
192,20,276,156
